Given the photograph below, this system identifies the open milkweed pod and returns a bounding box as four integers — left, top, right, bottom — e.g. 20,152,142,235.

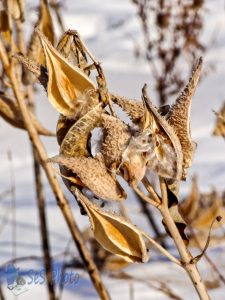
48,155,126,201
121,138,148,185
36,29,96,117
166,58,202,180
129,85,183,182
119,86,183,185
74,189,149,263
59,104,102,157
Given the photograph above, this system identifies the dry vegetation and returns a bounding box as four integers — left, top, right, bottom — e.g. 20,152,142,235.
0,1,225,300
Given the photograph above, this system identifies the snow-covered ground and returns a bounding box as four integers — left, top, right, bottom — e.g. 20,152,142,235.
0,0,225,299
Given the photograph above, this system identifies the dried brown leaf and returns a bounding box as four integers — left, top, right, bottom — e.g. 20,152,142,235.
74,189,149,262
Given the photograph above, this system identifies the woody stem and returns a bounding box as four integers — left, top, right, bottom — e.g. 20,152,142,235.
159,178,210,300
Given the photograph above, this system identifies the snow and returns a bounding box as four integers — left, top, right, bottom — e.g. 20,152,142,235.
0,0,225,299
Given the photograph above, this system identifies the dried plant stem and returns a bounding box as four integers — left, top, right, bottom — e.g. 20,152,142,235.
33,148,56,300
15,15,57,298
133,185,160,208
0,39,110,300
136,193,167,249
189,226,225,285
141,231,181,266
159,178,210,300
142,176,161,203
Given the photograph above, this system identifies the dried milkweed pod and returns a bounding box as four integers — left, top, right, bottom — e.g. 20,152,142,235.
124,85,183,183
56,114,75,146
111,94,144,124
56,30,89,74
74,189,149,262
48,155,126,201
37,29,96,117
121,136,148,185
111,94,170,124
82,227,131,271
60,104,102,158
166,57,202,179
101,113,131,169
0,93,54,136
23,0,54,84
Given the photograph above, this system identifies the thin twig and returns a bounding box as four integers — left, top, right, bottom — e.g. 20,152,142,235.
135,192,167,248
142,176,161,203
132,185,161,208
189,226,225,285
141,230,181,266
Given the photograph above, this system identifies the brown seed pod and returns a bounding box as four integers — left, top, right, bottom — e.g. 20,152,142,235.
60,104,103,158
101,113,131,169
56,114,75,146
166,57,202,179
111,94,170,125
74,188,148,262
49,155,126,201
37,29,96,117
119,86,183,185
111,94,144,124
